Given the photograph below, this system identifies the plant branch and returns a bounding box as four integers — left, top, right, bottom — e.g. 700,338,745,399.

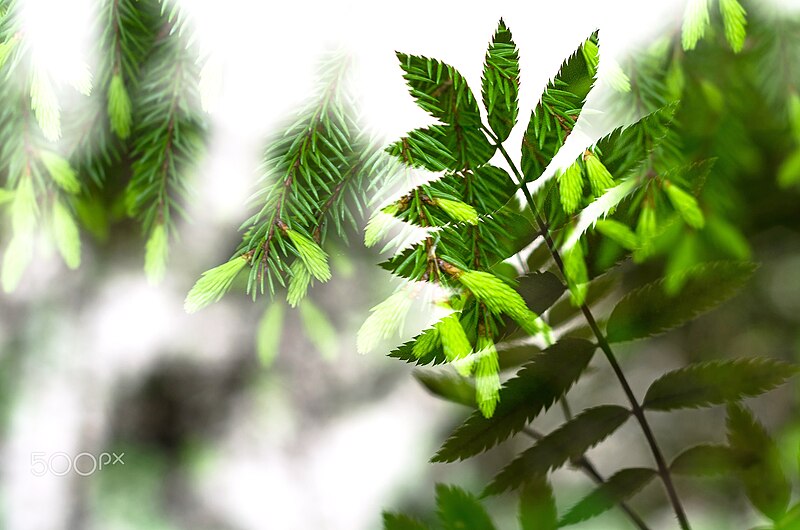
522,427,651,530
491,135,692,530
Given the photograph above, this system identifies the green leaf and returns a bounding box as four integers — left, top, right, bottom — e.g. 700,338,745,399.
557,161,584,214
396,53,481,127
108,73,132,139
670,444,736,476
482,19,519,142
457,270,549,336
584,153,616,197
437,312,473,369
287,261,312,307
414,369,475,407
432,339,596,463
184,257,248,314
286,229,331,282
727,403,791,521
643,358,798,411
475,336,501,417
595,220,638,250
436,198,478,225
719,0,747,53
682,0,710,51
40,151,80,194
144,223,169,284
515,271,566,315
559,468,656,526
256,302,285,366
606,261,757,343
521,33,598,181
383,512,429,530
484,405,631,496
436,484,496,530
387,126,457,172
665,182,705,229
519,477,558,530
298,299,338,360
52,199,81,270
562,242,588,306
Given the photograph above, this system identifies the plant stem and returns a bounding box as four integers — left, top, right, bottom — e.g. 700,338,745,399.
523,427,651,530
492,138,692,530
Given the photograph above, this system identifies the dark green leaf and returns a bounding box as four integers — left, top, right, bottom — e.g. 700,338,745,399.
386,126,457,172
547,272,619,327
519,476,558,530
606,261,757,343
497,343,541,370
432,339,596,463
643,358,798,411
396,53,481,128
521,33,598,181
436,484,496,530
482,20,519,142
383,512,429,530
414,369,475,407
727,403,790,521
670,444,736,476
484,405,631,495
517,271,566,314
558,468,656,526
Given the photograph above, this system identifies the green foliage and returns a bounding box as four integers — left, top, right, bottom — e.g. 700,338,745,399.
606,261,757,343
670,444,735,476
383,513,429,530
558,468,657,526
726,403,791,521
518,477,558,530
184,257,247,314
432,339,595,463
482,19,519,142
435,485,496,530
642,358,798,411
484,405,631,495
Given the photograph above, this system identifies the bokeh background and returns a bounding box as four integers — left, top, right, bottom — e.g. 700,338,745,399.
2,0,800,528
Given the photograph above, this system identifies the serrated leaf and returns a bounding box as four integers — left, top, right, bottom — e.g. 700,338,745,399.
727,403,790,521
414,369,475,407
521,33,598,181
606,261,757,343
482,20,519,142
559,468,656,526
383,512,429,530
643,358,798,411
670,444,736,476
484,405,631,495
436,484,496,530
519,477,557,530
516,272,566,314
387,126,457,172
396,53,481,128
432,339,596,463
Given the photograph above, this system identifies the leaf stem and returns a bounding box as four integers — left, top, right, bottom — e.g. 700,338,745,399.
522,427,651,530
492,137,692,530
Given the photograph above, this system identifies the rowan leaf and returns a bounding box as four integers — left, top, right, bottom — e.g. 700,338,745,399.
383,512,429,530
558,468,656,526
670,444,736,476
432,339,596,463
519,477,558,530
414,369,475,408
727,403,791,521
643,358,798,411
482,19,519,142
436,484,496,530
606,261,757,343
484,405,631,495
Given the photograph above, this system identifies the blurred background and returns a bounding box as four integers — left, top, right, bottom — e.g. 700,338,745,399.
2,0,800,528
